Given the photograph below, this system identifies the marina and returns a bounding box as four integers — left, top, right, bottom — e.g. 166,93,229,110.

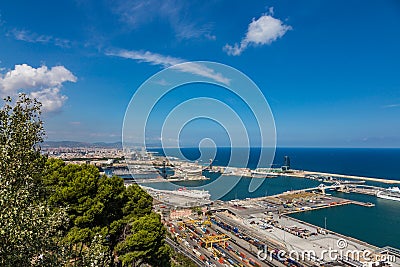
376,187,400,202
108,148,400,262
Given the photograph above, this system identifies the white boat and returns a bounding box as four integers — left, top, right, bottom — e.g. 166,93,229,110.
376,187,400,202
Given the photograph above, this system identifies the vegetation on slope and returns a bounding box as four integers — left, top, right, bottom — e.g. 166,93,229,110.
0,94,172,267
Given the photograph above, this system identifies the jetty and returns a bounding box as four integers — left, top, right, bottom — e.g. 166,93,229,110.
288,170,400,184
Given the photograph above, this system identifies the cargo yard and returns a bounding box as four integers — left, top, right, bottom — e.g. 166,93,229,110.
156,194,400,267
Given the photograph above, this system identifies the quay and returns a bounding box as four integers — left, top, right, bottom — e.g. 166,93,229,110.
125,176,209,184
282,199,375,215
345,186,381,196
288,170,400,184
244,187,376,217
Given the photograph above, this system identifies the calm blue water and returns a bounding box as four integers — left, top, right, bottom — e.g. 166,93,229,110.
150,147,400,180
145,147,400,249
290,192,400,249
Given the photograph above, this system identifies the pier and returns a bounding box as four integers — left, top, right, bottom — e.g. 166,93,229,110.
282,200,375,215
290,170,400,184
346,187,379,195
125,176,209,184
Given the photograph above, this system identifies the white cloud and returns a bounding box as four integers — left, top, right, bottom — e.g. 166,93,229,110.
224,9,291,56
0,64,77,112
30,88,68,112
9,29,72,48
106,49,230,85
0,64,77,92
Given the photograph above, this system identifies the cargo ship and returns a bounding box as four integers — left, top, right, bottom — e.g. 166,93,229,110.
376,187,400,202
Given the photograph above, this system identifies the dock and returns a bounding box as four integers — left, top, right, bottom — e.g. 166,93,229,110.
125,176,210,184
288,170,400,184
282,200,375,215
344,185,381,196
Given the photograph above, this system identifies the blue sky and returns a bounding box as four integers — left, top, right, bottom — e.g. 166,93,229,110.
0,0,399,147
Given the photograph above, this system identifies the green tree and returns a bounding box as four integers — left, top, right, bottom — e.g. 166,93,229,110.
0,94,173,266
171,251,198,267
44,159,171,266
115,213,171,267
122,183,153,220
44,159,126,265
0,94,68,266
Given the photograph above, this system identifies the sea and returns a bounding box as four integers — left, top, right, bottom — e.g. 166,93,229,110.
140,147,400,249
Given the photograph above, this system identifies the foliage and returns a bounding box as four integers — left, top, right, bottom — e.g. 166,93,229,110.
44,159,170,266
115,213,171,267
0,94,69,266
0,94,172,266
191,206,203,216
170,251,198,267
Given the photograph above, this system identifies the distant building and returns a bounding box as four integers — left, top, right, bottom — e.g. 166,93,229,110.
282,156,291,171
169,209,192,220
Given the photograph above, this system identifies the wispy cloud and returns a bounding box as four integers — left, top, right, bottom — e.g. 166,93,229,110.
383,103,400,108
153,79,171,86
111,0,214,40
105,49,230,85
106,49,182,67
224,7,291,56
8,28,73,48
0,13,4,27
205,33,217,41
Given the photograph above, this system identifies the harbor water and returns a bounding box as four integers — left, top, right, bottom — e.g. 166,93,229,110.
144,147,400,249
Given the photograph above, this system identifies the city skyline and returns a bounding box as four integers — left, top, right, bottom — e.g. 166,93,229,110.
0,0,400,147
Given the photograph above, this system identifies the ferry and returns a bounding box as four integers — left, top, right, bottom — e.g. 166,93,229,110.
376,187,400,202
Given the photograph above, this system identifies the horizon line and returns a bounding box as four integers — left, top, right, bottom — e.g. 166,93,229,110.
43,140,400,149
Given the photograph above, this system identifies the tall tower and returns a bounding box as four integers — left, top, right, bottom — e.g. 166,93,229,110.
284,156,290,169
162,160,167,179
282,156,291,171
